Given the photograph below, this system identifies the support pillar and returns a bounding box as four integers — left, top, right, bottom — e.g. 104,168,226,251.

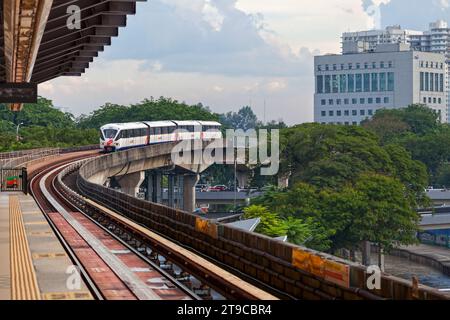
361,241,371,266
168,175,175,208
183,174,199,213
236,170,249,189
155,172,162,204
146,172,153,202
118,171,145,197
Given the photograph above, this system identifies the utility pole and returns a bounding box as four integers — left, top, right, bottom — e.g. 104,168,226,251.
16,122,24,142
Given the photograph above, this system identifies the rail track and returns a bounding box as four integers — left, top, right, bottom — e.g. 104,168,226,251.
29,156,198,300
29,154,276,300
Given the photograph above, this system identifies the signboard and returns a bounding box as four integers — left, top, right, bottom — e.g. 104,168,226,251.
0,83,38,103
195,217,218,239
1,168,27,193
292,248,350,288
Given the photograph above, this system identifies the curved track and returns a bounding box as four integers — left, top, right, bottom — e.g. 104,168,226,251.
30,156,197,300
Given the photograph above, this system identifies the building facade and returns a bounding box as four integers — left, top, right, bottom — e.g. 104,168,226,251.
314,44,448,125
342,21,450,121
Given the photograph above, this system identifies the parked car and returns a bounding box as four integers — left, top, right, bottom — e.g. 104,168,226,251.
237,186,259,193
208,185,228,192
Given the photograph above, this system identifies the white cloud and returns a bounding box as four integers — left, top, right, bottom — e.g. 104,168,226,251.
202,0,225,31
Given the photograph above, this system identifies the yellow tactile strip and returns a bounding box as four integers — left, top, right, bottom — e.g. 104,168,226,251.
9,196,41,300
42,292,93,300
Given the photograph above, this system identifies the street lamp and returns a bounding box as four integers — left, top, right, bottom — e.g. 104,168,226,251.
16,122,24,142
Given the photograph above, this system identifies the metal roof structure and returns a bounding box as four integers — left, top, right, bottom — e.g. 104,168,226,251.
0,0,144,110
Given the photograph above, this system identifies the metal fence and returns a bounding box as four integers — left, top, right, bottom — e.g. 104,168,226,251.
0,148,60,169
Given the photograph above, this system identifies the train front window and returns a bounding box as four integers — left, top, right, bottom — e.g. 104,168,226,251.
103,129,118,139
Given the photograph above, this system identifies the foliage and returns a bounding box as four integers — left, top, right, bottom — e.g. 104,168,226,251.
77,97,219,129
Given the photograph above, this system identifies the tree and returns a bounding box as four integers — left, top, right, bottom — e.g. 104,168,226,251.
77,97,219,129
350,173,420,252
243,205,286,237
220,106,260,130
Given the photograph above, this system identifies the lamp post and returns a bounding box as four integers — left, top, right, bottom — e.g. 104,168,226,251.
16,122,24,142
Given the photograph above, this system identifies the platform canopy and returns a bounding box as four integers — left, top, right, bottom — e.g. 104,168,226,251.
0,0,144,111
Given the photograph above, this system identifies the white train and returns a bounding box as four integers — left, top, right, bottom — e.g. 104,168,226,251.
100,120,222,152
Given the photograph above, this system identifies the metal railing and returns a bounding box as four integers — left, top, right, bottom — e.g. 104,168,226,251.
0,148,60,169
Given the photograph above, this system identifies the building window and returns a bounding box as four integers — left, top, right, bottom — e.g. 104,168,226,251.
339,74,347,93
337,99,342,105
439,98,442,104
384,97,389,103
387,72,394,91
344,98,349,105
364,63,368,69
356,63,361,69
352,98,357,104
371,73,378,91
440,74,444,92
332,75,339,93
380,61,385,68
423,97,427,103
317,65,322,71
425,73,429,91
348,74,355,92
368,109,373,116
433,97,437,104
325,64,329,71
317,75,324,94
372,62,376,69
333,64,337,71
321,111,326,117
360,110,365,116
368,98,373,104
420,72,424,91
344,110,349,116
430,72,434,91
352,110,357,116
388,61,393,68
329,111,334,116
352,121,358,125
376,97,381,104
435,73,439,92
348,63,353,70
337,110,342,116
360,98,365,104
364,73,371,92
379,72,387,91
329,99,334,105
321,99,326,105
355,74,362,92
429,97,432,103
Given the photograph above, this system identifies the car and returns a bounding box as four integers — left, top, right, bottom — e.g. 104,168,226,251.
208,185,228,192
195,184,209,192
237,186,259,193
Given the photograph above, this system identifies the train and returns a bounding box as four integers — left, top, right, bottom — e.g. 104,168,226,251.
100,120,222,152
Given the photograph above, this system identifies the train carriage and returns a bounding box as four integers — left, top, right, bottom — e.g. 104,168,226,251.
100,120,222,153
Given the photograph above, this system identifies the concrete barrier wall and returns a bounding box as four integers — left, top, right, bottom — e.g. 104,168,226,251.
76,144,448,300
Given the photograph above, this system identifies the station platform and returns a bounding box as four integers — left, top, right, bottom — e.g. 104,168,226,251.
0,192,93,300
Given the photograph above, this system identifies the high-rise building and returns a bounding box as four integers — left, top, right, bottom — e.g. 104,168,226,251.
342,21,450,120
314,43,448,125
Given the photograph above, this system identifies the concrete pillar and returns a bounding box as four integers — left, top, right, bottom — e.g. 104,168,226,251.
236,170,249,189
177,175,184,209
183,174,199,213
168,175,175,208
362,241,371,266
118,171,145,197
146,172,153,202
155,172,162,204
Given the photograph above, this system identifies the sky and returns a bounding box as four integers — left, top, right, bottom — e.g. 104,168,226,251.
39,0,450,125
